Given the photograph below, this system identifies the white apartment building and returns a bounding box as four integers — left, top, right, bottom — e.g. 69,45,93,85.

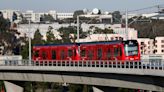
0,9,22,22
23,10,74,22
137,38,154,55
48,10,57,20
78,34,124,42
23,10,43,23
114,28,138,40
137,37,164,55
57,13,73,19
154,37,164,54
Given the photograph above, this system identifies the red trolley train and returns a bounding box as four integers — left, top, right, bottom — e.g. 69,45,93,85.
33,40,140,63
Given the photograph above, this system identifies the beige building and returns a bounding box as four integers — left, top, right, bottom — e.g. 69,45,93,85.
154,37,164,54
137,37,164,55
137,38,154,55
0,9,22,23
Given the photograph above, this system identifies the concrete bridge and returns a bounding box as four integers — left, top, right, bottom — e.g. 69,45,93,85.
0,60,163,91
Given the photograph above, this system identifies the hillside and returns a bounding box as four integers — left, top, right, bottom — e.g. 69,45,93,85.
131,20,164,39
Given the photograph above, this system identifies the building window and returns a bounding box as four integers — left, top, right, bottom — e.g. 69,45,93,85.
141,51,143,54
148,41,150,44
154,50,157,53
148,46,150,49
161,40,164,43
148,51,150,54
141,42,144,45
155,45,157,48
155,40,157,43
162,45,164,48
141,47,143,50
162,50,164,52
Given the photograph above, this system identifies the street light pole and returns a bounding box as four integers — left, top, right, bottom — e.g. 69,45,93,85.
125,9,128,40
28,19,31,65
77,15,80,43
77,15,80,54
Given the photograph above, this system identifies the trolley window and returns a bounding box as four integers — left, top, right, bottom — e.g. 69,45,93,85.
81,49,86,57
107,48,111,59
60,50,65,59
34,50,39,57
68,49,73,57
88,50,93,60
42,51,47,59
114,48,119,57
97,48,102,59
114,47,122,57
52,50,56,59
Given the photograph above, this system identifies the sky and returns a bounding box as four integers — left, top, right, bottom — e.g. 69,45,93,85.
1,0,164,12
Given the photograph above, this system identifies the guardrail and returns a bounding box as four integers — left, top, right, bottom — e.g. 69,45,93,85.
0,59,164,70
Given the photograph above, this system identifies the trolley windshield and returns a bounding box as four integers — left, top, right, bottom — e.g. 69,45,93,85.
124,40,139,56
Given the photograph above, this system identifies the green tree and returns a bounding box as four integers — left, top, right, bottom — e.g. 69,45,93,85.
40,14,55,23
58,26,83,43
112,11,122,24
69,84,83,92
32,29,45,45
19,13,28,24
12,12,17,22
0,13,21,55
46,26,56,44
20,42,29,59
0,11,10,31
73,10,84,19
19,34,29,59
93,27,114,34
130,19,164,39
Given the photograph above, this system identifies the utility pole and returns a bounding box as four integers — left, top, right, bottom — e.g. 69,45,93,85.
77,15,79,43
125,9,128,40
28,19,31,65
77,15,80,54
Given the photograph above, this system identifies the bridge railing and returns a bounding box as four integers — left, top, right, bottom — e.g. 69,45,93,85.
0,59,164,70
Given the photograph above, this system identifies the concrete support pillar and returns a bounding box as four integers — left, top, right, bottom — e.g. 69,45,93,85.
4,81,23,92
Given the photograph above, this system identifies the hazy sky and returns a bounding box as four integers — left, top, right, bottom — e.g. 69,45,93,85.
1,0,164,12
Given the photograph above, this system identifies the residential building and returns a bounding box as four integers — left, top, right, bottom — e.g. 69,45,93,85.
154,37,164,54
137,38,154,54
48,10,57,20
0,9,22,22
23,10,43,23
78,34,124,42
57,12,73,19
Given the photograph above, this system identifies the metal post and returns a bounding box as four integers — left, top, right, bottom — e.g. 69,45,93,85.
28,20,31,65
125,9,128,40
77,15,79,43
77,15,80,54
